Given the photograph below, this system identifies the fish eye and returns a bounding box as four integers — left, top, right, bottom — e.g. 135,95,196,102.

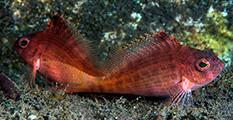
19,38,30,48
195,58,210,71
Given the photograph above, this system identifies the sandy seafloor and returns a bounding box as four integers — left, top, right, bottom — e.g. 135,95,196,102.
0,0,232,119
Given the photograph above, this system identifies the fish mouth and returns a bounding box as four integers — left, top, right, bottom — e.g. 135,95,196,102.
212,60,225,77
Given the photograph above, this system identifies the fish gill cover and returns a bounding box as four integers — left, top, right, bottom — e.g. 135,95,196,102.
0,0,232,119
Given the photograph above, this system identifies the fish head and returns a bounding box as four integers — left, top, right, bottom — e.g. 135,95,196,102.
181,48,225,90
14,31,44,68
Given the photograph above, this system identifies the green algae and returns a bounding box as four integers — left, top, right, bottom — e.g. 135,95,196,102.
1,0,232,119
182,6,233,66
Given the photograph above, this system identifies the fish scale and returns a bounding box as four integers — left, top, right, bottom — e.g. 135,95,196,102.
14,14,225,105
100,55,181,96
96,31,224,101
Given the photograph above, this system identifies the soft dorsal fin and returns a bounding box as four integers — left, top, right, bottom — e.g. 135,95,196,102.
101,31,181,75
44,13,103,76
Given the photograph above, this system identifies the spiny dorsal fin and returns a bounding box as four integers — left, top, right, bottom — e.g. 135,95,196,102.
124,31,180,54
46,13,103,74
101,31,180,75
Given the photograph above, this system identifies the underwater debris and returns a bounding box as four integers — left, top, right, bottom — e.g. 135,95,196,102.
0,73,21,101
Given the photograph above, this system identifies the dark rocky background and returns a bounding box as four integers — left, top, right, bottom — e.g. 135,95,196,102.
0,0,232,119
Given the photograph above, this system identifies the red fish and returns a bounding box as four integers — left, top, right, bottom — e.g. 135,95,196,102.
14,13,104,88
14,14,225,106
98,31,225,105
